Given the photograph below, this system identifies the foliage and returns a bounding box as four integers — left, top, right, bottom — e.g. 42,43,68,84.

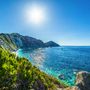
0,33,17,51
0,49,68,90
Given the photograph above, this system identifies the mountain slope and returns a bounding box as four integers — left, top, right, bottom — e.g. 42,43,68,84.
0,33,60,51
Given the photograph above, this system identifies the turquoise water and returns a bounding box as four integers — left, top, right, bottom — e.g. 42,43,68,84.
17,46,90,86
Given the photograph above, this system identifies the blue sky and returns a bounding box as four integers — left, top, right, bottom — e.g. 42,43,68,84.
0,0,90,46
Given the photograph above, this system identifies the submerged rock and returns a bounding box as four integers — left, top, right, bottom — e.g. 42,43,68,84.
73,69,78,75
58,74,64,79
73,71,78,75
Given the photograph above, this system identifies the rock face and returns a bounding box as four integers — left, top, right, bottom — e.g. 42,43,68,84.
72,71,90,90
11,33,46,49
0,33,60,51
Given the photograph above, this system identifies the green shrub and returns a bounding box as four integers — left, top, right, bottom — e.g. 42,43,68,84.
44,83,48,89
0,49,68,89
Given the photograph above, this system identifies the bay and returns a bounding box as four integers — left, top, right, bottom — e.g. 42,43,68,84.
17,46,90,86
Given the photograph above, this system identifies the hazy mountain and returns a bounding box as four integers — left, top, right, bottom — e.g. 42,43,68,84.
45,41,60,47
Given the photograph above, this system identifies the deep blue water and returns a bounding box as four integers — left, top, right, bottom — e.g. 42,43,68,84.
17,46,90,86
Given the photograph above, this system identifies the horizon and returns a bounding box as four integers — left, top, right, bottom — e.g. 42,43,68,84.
0,0,90,46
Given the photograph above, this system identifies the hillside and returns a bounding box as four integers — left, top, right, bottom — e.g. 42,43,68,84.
0,33,60,51
0,48,67,90
45,41,60,47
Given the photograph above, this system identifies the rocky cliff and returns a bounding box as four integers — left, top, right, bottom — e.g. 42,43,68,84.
71,71,90,90
0,33,60,51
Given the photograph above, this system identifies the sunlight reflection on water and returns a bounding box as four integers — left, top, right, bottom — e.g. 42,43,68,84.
17,46,90,86
30,49,45,68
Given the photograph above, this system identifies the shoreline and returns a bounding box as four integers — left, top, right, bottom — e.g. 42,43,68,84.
11,49,21,56
16,47,71,87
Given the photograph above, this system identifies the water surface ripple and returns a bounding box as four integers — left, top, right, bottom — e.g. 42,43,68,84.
17,46,90,86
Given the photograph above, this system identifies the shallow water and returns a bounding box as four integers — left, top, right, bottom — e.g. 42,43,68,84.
17,46,90,86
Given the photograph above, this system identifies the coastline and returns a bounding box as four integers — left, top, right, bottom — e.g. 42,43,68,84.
11,49,21,56
2,47,90,89
16,47,72,87
15,46,90,87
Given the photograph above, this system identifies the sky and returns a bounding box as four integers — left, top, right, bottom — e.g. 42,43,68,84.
0,0,90,46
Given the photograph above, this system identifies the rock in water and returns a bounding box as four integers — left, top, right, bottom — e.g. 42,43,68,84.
59,74,63,78
72,71,90,90
58,74,64,79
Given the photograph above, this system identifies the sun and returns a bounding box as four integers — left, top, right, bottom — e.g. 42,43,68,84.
30,8,43,23
27,6,45,25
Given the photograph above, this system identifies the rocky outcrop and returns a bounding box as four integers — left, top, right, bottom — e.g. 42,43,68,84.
72,71,90,90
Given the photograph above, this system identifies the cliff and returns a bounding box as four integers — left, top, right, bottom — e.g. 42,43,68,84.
0,33,60,51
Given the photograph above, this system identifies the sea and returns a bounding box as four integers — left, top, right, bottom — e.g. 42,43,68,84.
17,46,90,86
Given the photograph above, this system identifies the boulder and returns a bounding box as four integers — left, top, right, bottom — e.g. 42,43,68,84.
71,86,81,90
72,71,90,90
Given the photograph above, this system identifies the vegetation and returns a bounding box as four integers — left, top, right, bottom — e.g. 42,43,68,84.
0,33,17,51
0,48,68,90
0,33,60,52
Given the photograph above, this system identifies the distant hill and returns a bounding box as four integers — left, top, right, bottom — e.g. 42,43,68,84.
0,33,60,51
45,41,60,47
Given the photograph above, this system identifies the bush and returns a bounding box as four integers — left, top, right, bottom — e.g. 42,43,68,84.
0,49,68,89
44,83,48,89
